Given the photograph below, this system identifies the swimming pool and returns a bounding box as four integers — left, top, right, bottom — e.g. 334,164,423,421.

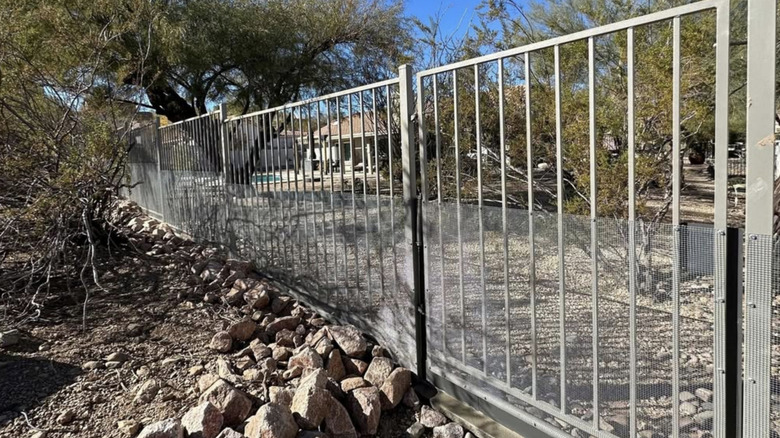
253,174,281,183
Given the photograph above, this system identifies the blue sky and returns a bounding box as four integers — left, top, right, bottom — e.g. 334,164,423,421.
405,0,483,41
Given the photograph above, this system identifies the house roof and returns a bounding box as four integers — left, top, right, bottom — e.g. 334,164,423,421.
317,112,392,139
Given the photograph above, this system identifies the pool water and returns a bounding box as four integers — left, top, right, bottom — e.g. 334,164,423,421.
254,174,281,183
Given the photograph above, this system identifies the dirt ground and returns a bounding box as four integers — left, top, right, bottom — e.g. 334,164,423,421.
0,243,421,438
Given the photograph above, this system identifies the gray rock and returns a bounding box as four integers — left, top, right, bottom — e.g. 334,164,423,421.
270,386,296,409
134,379,162,404
181,402,223,438
680,401,698,417
267,316,301,335
379,367,412,410
209,331,233,353
433,423,464,438
289,347,323,370
326,349,346,381
118,419,141,436
57,409,76,425
347,386,381,435
227,318,257,342
694,410,714,428
341,377,369,392
419,405,448,428
82,360,104,371
696,387,713,403
245,403,298,438
328,326,367,358
199,379,252,427
363,357,394,387
137,418,183,438
215,428,243,438
407,422,425,438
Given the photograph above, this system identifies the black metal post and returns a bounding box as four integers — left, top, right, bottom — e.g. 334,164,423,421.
726,226,743,438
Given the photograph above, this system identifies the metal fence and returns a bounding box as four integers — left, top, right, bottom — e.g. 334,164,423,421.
123,0,780,436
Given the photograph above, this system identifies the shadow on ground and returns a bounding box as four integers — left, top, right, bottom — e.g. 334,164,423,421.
0,353,82,427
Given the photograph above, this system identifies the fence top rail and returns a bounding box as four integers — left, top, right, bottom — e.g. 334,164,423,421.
416,0,719,77
161,110,220,129
226,77,401,122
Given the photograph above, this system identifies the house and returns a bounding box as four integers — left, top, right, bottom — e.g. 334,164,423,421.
313,111,393,174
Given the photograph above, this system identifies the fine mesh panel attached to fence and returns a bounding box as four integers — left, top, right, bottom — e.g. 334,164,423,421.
126,122,164,220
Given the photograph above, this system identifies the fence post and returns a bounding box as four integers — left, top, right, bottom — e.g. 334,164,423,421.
154,116,165,223
399,64,425,378
219,103,230,237
743,0,776,435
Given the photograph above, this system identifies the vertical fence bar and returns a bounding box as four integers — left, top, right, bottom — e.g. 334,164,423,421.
154,117,165,223
219,103,229,235
373,88,385,299
671,16,681,438
744,0,776,435
298,109,308,275
554,44,566,414
525,52,537,399
399,64,421,374
387,85,399,299
348,96,359,295
454,68,466,365
498,57,511,387
713,0,731,435
359,93,372,310
475,63,488,375
588,36,599,429
434,75,446,354
416,71,429,379
626,26,638,438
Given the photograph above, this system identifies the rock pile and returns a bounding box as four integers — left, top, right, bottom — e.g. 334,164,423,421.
111,200,469,438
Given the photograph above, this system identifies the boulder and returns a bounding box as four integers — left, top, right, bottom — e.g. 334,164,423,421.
326,349,346,381
198,379,252,427
289,347,323,370
328,326,367,358
270,386,296,409
323,393,357,438
223,287,246,307
118,419,141,436
228,318,257,342
340,377,369,393
379,367,412,410
346,386,381,435
363,357,393,387
137,418,183,438
249,339,272,361
291,386,330,429
215,428,243,438
245,403,298,438
198,374,220,393
134,379,162,404
419,405,448,428
181,402,223,438
267,316,301,335
209,331,233,353
244,287,270,309
342,358,368,376
433,423,464,438
407,422,425,438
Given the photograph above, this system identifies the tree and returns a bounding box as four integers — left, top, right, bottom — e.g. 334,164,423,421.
103,0,413,122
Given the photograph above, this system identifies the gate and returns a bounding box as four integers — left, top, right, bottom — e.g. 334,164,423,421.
415,0,740,437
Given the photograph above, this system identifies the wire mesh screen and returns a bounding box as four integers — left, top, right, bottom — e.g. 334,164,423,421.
206,81,417,369
425,208,719,437
158,113,225,239
125,123,164,220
